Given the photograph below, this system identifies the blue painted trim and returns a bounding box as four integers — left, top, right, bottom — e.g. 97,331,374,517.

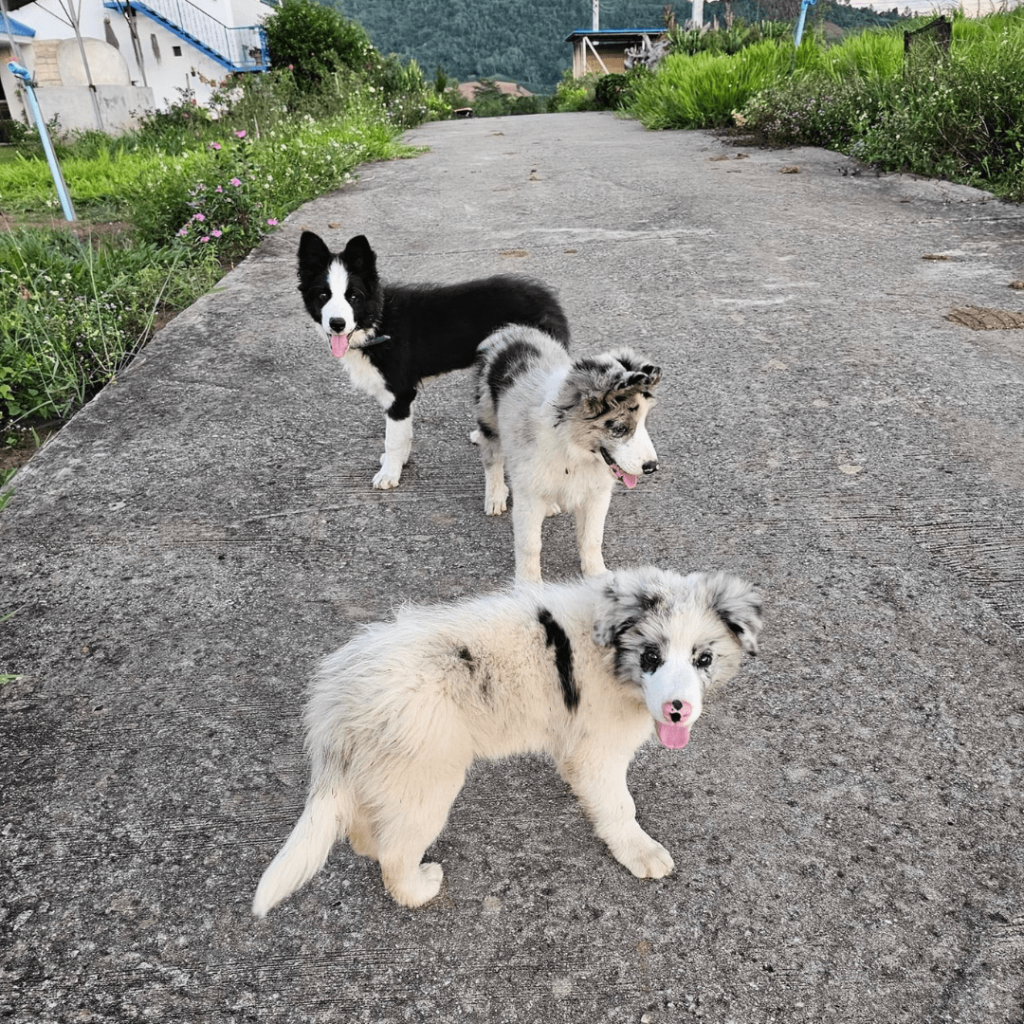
566,28,666,39
0,13,36,37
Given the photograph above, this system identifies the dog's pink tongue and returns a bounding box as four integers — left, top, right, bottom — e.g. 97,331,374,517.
656,720,690,749
656,700,693,749
613,466,639,489
330,333,349,358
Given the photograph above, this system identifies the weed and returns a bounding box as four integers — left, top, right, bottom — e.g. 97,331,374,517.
0,467,15,512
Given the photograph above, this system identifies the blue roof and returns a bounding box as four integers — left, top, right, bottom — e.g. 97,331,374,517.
566,28,665,36
0,12,35,36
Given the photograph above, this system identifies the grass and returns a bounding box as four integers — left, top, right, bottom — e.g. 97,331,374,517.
0,229,223,431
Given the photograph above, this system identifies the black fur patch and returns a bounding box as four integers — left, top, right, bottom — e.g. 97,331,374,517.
387,390,417,421
537,608,578,712
475,420,496,440
488,342,541,408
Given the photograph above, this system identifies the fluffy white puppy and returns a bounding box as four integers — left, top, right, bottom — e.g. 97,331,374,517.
253,567,762,915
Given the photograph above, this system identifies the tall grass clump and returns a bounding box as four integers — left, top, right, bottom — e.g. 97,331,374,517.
630,40,816,130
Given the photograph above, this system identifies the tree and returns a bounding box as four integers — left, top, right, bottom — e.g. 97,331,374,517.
263,0,372,90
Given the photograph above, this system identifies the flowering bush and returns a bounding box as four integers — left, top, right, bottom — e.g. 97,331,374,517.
173,131,280,259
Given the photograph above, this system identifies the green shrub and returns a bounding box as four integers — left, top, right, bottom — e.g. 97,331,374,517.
630,41,812,130
736,10,1024,200
0,118,30,146
262,0,373,90
594,68,653,111
548,71,601,113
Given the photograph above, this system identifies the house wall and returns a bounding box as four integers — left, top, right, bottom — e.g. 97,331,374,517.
8,0,270,131
572,41,631,76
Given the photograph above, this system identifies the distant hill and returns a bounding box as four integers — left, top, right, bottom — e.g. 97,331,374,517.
338,1,673,93
337,0,906,94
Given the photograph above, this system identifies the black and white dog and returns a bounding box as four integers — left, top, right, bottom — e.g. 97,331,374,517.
473,325,661,582
252,566,762,913
297,231,570,489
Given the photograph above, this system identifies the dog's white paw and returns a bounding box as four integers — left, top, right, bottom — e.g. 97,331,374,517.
614,832,675,879
485,487,509,516
373,462,402,489
545,502,563,517
387,862,444,908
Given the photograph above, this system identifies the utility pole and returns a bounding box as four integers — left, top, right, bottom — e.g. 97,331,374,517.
692,0,704,29
592,0,599,31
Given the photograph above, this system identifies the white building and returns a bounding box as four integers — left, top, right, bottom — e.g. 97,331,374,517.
1,0,271,134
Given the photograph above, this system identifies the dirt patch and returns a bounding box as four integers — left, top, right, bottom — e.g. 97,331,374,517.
1,426,58,476
946,305,1024,330
0,210,134,242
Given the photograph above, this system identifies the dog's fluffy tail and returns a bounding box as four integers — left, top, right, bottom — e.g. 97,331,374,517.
252,788,348,918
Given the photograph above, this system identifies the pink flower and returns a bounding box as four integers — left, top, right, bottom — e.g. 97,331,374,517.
266,218,278,226
230,178,242,187
200,236,210,243
176,227,188,237
215,185,223,193
211,229,223,238
235,130,246,139
193,213,206,222
210,142,222,151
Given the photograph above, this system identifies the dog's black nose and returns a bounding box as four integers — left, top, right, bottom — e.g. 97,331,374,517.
329,317,347,332
642,461,658,475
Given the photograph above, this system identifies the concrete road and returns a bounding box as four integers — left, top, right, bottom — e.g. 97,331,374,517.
2,112,1023,1024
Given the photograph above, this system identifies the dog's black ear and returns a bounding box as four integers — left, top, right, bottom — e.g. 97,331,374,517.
703,573,763,655
341,235,377,275
298,231,332,284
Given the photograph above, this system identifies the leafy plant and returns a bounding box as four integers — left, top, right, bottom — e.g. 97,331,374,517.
262,0,373,91
548,71,603,114
629,40,812,129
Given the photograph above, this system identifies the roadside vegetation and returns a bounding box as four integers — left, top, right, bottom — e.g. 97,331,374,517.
617,7,1024,201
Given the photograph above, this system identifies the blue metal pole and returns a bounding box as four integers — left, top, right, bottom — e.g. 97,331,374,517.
794,0,816,48
7,61,77,222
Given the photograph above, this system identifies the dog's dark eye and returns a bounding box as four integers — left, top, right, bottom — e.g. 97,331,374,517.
317,290,329,304
607,421,628,438
640,646,662,673
695,651,713,669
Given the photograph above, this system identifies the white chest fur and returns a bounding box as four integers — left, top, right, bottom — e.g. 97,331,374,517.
340,348,395,410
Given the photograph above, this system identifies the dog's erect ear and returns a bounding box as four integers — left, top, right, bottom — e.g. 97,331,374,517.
703,572,763,655
298,231,332,284
341,235,377,276
558,351,660,420
608,348,662,390
593,570,668,647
